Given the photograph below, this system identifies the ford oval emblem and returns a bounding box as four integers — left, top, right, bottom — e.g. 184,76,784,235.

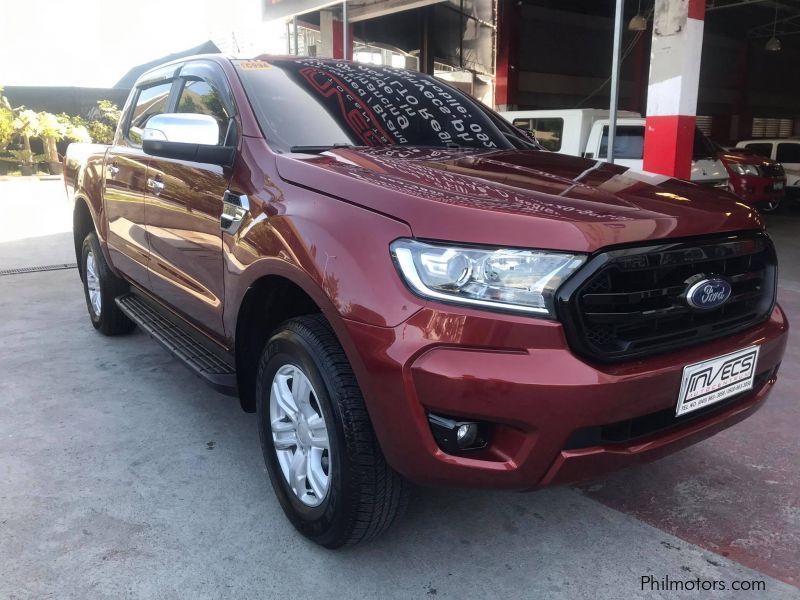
685,277,732,311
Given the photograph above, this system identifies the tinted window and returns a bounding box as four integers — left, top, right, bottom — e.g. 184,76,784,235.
692,127,716,159
600,126,644,159
127,81,173,145
513,118,563,152
744,143,773,159
234,58,534,152
177,79,231,144
776,143,800,164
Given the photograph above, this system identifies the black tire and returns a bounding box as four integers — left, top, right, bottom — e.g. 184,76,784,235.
256,314,409,548
80,232,135,336
758,198,781,213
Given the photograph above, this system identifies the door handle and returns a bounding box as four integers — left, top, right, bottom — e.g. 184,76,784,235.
221,191,250,234
147,177,165,195
108,163,120,177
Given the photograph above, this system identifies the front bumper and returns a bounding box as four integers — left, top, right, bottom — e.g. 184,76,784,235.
732,176,787,204
344,303,788,490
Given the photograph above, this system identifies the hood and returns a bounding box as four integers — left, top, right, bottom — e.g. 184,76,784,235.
717,149,776,167
690,157,728,183
276,147,763,253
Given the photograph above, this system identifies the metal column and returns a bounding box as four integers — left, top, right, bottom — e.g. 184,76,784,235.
607,0,625,165
342,1,348,59
293,15,299,55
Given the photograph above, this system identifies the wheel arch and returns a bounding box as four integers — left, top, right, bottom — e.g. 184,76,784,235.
233,268,366,414
73,195,95,273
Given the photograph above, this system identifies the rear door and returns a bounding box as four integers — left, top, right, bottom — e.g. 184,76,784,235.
104,72,176,287
144,60,237,338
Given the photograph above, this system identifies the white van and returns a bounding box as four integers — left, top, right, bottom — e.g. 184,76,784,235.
735,138,800,192
500,109,729,187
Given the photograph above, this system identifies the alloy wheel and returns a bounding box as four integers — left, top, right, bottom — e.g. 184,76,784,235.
269,364,331,507
85,251,102,316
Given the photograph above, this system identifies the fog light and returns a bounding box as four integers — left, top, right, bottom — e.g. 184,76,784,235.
456,423,477,446
428,414,488,453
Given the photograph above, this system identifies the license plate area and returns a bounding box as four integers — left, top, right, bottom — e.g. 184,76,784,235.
676,346,760,416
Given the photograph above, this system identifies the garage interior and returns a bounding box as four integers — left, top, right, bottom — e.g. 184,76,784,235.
1,0,799,597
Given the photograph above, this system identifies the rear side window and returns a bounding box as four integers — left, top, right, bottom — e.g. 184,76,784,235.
127,81,173,145
776,143,800,163
600,126,644,159
744,143,773,159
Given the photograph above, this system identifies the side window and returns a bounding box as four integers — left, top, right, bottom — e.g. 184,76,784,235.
600,125,645,159
744,143,773,159
776,143,800,164
531,118,563,152
512,118,533,130
127,81,173,146
176,78,231,145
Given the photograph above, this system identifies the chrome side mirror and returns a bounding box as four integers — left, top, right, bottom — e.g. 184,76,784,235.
143,113,220,145
141,113,235,167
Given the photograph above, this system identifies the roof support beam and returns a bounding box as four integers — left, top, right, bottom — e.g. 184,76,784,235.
347,0,445,23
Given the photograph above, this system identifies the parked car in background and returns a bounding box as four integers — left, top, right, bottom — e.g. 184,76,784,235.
717,148,785,212
500,109,729,187
735,138,800,195
65,56,787,548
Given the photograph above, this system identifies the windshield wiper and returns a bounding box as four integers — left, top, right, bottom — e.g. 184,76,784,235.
289,143,353,154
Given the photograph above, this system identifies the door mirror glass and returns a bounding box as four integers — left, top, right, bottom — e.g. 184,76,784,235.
143,113,220,145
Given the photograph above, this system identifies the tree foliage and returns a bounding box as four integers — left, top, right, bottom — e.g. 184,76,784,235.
0,98,121,170
0,88,14,152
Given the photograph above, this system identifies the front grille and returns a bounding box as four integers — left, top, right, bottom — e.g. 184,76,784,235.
564,369,774,449
557,232,777,362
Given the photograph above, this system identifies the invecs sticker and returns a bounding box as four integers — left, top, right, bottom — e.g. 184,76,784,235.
238,60,272,70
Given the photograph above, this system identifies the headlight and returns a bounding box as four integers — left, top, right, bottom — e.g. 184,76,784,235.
730,163,760,176
390,239,586,317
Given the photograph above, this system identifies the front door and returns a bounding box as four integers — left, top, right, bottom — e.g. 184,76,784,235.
105,78,174,288
144,60,237,338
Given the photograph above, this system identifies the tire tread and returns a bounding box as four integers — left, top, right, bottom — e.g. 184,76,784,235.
260,314,409,547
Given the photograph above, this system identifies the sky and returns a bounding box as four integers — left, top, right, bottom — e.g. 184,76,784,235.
0,0,218,88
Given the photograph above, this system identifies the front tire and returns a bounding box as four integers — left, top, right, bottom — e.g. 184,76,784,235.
758,198,781,213
80,233,135,335
256,315,409,548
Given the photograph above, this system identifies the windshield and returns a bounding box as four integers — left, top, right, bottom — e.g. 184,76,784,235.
234,58,536,152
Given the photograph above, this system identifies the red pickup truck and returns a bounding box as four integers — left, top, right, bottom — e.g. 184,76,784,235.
65,55,788,548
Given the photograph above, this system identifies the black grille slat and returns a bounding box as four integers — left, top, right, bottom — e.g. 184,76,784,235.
557,232,777,362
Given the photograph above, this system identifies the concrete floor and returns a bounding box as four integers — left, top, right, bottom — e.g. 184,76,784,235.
0,180,798,599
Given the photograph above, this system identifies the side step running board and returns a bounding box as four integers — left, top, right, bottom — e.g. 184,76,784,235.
116,294,238,397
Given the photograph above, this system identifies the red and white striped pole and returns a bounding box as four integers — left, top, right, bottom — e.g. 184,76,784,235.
642,0,705,179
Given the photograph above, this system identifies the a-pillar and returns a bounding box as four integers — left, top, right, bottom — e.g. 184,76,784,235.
642,0,705,179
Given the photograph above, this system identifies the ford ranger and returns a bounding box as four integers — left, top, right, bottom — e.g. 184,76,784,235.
65,55,788,548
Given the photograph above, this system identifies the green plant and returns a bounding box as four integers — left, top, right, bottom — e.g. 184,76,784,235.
96,99,121,126
11,108,40,166
58,113,91,144
0,87,14,152
37,111,66,163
